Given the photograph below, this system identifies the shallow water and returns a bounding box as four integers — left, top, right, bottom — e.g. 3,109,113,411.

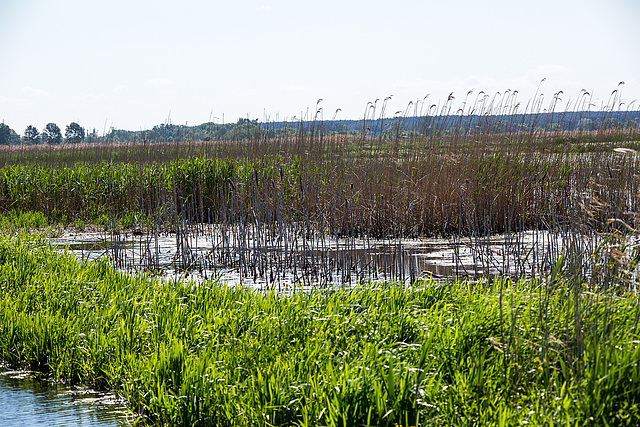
52,227,573,289
0,369,128,426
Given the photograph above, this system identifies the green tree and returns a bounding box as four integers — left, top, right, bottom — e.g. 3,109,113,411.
43,123,62,145
65,122,85,144
23,125,40,145
600,118,624,130
85,128,99,143
224,118,263,140
0,123,20,145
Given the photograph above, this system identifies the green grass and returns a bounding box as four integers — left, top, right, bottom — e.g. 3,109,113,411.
0,209,48,229
0,232,639,425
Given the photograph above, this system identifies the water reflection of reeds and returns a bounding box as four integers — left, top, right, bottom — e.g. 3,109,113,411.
55,225,626,291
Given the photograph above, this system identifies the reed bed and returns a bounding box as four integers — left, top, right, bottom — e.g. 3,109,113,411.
0,136,638,238
1,105,639,286
0,231,638,426
2,88,639,244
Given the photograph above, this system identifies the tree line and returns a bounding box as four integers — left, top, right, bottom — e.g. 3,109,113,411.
0,119,296,145
2,111,639,146
0,122,88,145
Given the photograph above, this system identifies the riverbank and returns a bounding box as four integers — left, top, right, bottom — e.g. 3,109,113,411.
1,231,638,425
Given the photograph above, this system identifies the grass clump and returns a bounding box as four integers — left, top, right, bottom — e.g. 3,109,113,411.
0,209,48,229
0,233,639,425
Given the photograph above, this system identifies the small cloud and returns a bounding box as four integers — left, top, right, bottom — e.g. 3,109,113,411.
20,86,50,97
147,78,172,86
113,84,128,93
258,5,272,12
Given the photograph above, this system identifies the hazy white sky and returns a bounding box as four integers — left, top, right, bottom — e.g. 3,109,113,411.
1,0,639,133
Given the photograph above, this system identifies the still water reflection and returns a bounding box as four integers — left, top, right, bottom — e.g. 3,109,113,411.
0,369,128,426
53,228,569,289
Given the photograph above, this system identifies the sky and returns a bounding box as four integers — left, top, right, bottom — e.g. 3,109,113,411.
1,0,639,134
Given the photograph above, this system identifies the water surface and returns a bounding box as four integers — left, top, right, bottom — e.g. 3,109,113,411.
0,369,128,426
53,227,573,288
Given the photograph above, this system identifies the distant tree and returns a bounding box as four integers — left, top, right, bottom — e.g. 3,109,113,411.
224,118,262,140
42,123,62,145
85,128,99,143
23,125,40,145
330,123,349,135
625,119,640,129
600,118,624,130
0,123,20,145
65,122,85,144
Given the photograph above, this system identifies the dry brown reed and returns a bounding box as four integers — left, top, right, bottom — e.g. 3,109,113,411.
2,96,639,284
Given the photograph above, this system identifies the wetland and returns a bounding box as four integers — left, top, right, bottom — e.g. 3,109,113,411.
0,102,639,425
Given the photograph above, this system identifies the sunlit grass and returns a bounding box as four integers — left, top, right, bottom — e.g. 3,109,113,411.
0,233,638,425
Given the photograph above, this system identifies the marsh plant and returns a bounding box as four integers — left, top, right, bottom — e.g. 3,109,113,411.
0,232,638,425
0,87,639,425
1,111,639,284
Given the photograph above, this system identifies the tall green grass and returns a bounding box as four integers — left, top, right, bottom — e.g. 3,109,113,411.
1,141,638,237
0,233,638,425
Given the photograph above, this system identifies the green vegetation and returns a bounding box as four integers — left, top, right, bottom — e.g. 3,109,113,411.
0,123,21,146
1,94,640,425
42,122,63,145
0,232,638,426
0,210,48,229
0,131,639,238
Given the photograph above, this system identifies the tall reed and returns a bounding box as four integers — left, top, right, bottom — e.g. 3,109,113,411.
0,138,638,238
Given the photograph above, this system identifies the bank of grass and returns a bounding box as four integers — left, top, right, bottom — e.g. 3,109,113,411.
0,231,638,426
